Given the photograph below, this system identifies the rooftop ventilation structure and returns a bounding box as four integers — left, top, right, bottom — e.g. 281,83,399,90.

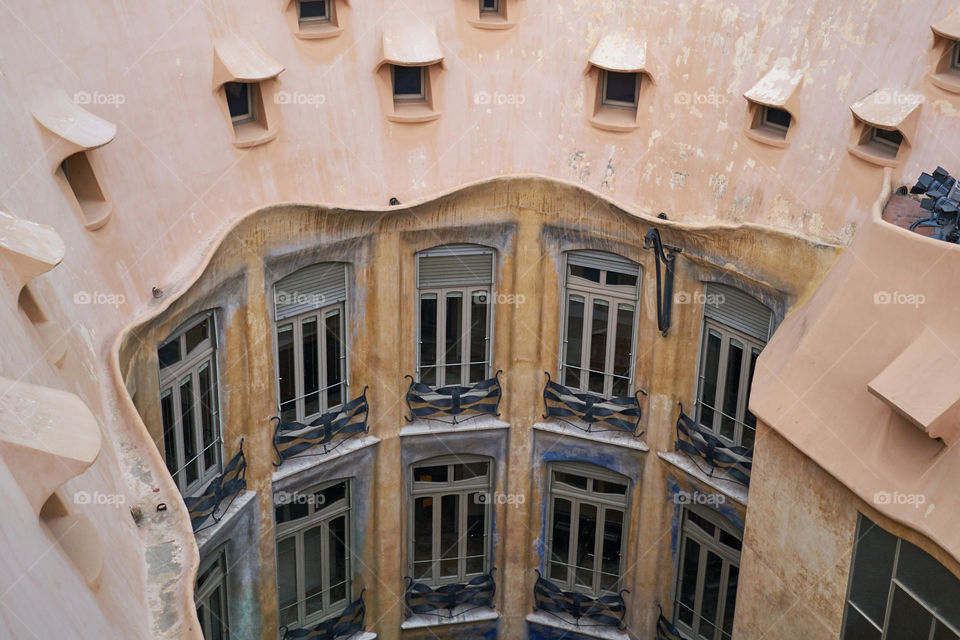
909,166,960,243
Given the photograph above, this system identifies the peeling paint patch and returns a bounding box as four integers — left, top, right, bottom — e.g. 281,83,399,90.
567,151,590,183
710,174,728,200
670,171,687,189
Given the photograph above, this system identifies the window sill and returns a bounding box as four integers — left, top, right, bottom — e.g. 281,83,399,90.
526,612,633,640
743,126,789,148
271,434,380,485
232,121,279,148
467,16,516,30
657,451,748,506
588,107,640,133
402,606,498,629
295,23,344,39
78,200,113,231
929,70,960,94
533,421,649,451
401,415,509,437
194,489,258,552
847,143,900,168
387,104,441,123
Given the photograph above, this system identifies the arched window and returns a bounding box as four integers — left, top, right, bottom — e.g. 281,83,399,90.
416,245,495,386
274,263,348,422
545,462,630,596
409,455,493,585
158,311,221,496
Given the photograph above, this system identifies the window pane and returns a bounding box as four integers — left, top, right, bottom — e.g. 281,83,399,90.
722,564,739,636
325,310,343,408
454,461,488,480
469,291,489,382
180,376,198,485
277,324,297,421
225,82,250,120
550,498,571,583
719,530,742,552
849,518,897,626
299,0,327,19
158,339,181,369
413,497,434,580
554,471,588,491
575,503,598,589
687,511,716,537
604,71,637,104
328,515,348,605
678,538,701,626
302,318,320,418
742,348,759,449
720,339,744,441
594,479,628,495
393,65,422,96
303,526,324,617
466,492,486,575
886,585,934,640
699,330,722,428
896,539,960,628
933,622,960,640
440,494,460,578
563,296,585,388
841,605,882,640
161,392,178,480
600,508,623,593
612,304,634,397
316,481,347,511
419,295,437,385
277,536,299,626
569,264,601,283
698,551,724,639
185,318,209,355
605,271,637,287
588,300,609,393
414,465,448,483
276,500,309,525
198,363,218,472
444,293,464,386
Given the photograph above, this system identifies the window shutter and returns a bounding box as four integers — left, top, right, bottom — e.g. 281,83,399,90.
418,245,494,288
567,250,640,277
703,283,772,341
274,263,347,320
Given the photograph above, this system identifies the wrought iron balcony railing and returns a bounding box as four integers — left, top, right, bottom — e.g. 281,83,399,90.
675,404,752,487
404,371,502,425
271,388,370,467
532,571,627,630
183,439,247,533
655,604,685,640
542,373,645,437
280,591,366,640
404,571,496,618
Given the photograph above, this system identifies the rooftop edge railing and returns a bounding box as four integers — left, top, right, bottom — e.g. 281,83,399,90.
404,571,496,618
675,404,752,487
532,570,628,630
280,590,366,640
183,439,247,533
404,371,502,424
542,372,645,437
271,388,370,467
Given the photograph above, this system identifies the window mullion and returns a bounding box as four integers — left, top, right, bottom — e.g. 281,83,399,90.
693,539,708,635
294,320,305,421
568,499,580,590
712,333,731,435
581,295,594,393
432,490,441,585
593,505,605,594
296,532,306,625
459,488,468,581
605,297,617,397
318,312,328,412
321,520,331,615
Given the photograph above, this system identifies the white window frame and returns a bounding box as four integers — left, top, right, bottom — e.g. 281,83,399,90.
392,65,427,102
694,319,764,449
672,506,742,640
867,126,902,156
225,82,255,124
560,254,641,398
408,455,493,587
275,302,348,424
275,479,353,630
159,311,222,497
195,548,229,640
759,105,790,136
297,0,331,24
545,462,630,598
599,70,640,110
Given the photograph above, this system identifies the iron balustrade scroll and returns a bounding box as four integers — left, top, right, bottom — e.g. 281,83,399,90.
542,372,645,437
675,404,752,487
183,439,247,533
271,388,370,467
404,571,496,618
532,571,628,630
280,590,366,640
655,604,685,640
404,371,503,424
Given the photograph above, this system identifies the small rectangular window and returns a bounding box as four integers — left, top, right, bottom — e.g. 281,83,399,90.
480,0,500,12
298,0,330,23
760,106,791,134
868,127,903,157
392,65,426,102
224,82,254,123
601,70,639,109
952,41,960,72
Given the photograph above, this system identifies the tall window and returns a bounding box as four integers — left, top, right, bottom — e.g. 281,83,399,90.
416,245,494,386
673,506,742,640
276,480,352,629
409,456,492,586
158,312,221,496
561,250,640,397
694,283,772,449
196,550,229,640
546,463,629,597
274,263,348,423
842,514,960,639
